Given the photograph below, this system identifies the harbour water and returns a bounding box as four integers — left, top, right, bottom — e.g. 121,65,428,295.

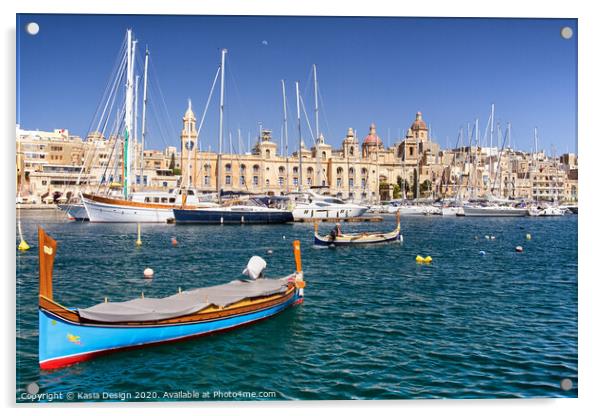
16,210,577,401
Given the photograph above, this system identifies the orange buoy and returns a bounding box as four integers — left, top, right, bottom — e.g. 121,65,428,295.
171,237,178,246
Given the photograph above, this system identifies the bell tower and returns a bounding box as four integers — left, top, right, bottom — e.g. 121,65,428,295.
181,99,198,188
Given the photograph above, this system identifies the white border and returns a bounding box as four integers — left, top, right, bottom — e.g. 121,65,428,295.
3,1,600,416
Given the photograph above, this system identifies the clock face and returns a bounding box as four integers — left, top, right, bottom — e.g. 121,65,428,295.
185,140,195,151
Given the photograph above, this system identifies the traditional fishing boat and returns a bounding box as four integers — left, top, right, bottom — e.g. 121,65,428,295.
313,213,402,246
37,227,306,370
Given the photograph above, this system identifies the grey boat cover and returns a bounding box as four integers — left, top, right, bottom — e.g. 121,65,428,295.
78,277,290,323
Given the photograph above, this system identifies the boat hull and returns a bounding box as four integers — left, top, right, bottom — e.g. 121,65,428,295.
57,204,89,221
82,195,174,223
461,206,528,217
173,208,294,224
292,206,368,220
39,290,302,370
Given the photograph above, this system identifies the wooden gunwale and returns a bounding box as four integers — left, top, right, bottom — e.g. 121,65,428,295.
39,283,296,327
82,193,175,210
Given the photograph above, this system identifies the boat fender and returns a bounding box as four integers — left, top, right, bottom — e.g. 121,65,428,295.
243,256,267,280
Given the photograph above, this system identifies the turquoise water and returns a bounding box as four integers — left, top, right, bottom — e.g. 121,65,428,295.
16,210,578,401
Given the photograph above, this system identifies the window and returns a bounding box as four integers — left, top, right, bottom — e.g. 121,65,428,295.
349,178,354,187
361,168,368,176
253,165,260,173
336,167,343,176
307,177,312,185
253,176,259,186
349,167,355,176
41,180,47,185
225,163,232,172
279,177,284,186
293,167,299,174
349,146,354,156
225,175,231,185
293,177,299,187
204,176,209,185
266,149,271,159
240,176,246,185
322,151,327,159
361,178,366,188
279,166,285,175
336,178,342,188
240,164,246,174
266,179,270,186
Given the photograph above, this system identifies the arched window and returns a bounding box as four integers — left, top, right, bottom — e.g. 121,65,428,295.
240,164,246,174
361,167,368,176
225,163,231,172
349,167,355,176
253,164,260,173
293,166,299,174
278,166,285,174
349,146,354,156
336,167,343,176
322,151,327,159
204,163,211,172
266,149,271,159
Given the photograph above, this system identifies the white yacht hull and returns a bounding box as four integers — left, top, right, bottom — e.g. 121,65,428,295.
82,196,174,223
292,206,368,220
388,205,441,216
441,206,464,216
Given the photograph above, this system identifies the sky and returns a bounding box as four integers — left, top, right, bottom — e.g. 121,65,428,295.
16,14,578,155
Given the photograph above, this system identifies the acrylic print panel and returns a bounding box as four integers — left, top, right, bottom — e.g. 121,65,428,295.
16,13,577,402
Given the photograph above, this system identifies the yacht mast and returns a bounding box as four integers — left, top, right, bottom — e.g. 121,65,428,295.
133,74,139,190
139,46,149,187
123,30,135,199
313,64,323,187
296,81,303,191
186,98,192,189
281,79,290,192
217,48,227,203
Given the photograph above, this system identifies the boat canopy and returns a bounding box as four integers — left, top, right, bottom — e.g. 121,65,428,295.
78,278,290,323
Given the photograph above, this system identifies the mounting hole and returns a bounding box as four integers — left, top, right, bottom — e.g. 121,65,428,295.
26,22,40,36
560,26,573,40
560,378,573,391
26,382,40,394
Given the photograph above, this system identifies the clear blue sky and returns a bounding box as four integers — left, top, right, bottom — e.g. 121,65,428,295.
17,14,577,155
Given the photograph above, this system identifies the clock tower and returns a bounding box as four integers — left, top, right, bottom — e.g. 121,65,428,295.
181,99,198,188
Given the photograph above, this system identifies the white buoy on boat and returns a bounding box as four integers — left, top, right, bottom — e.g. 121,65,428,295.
143,268,154,278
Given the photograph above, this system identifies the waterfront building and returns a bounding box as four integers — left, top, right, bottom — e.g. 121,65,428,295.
15,109,579,205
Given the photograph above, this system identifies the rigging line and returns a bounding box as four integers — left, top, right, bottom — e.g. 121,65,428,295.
95,106,125,195
94,39,128,135
198,66,221,133
226,56,252,127
298,95,316,144
148,58,178,141
317,85,331,141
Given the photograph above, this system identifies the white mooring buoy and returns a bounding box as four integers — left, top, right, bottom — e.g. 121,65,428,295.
143,268,154,278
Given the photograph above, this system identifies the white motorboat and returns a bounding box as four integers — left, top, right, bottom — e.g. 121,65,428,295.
387,201,441,216
529,206,566,217
288,191,368,220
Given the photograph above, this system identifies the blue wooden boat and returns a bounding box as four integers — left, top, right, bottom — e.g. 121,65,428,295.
37,228,306,370
313,213,402,247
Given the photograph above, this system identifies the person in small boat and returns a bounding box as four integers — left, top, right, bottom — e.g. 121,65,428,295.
329,223,343,240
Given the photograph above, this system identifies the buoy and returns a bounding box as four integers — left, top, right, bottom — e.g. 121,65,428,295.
479,250,486,256
491,236,495,240
474,236,479,240
18,240,30,251
515,246,524,253
143,268,154,278
267,249,273,255
136,223,142,247
526,233,532,240
283,236,286,240
416,255,432,264
485,235,490,240
171,237,178,246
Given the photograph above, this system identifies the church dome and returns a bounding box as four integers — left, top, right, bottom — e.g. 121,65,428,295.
363,123,382,146
411,111,427,130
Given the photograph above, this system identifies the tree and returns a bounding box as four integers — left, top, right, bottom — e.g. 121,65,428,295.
419,179,432,197
169,153,176,170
